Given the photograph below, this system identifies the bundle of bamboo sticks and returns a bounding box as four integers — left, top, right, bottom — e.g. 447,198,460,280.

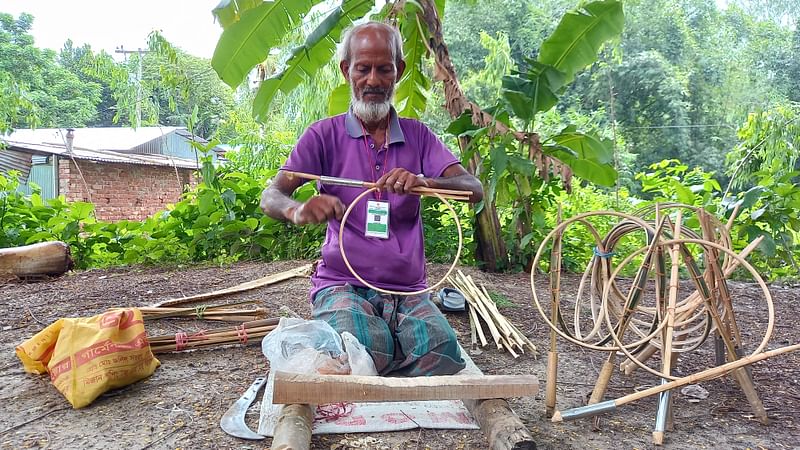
137,302,268,322
148,318,280,354
448,270,537,358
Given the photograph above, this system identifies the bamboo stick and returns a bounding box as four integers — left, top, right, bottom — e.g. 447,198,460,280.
139,305,267,321
454,273,503,349
652,211,681,444
553,343,800,422
469,303,489,347
284,170,473,200
152,265,312,307
544,207,564,417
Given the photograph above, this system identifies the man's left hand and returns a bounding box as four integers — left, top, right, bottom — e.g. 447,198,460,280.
376,168,429,195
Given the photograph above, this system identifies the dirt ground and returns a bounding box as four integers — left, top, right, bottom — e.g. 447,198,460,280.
1,260,798,450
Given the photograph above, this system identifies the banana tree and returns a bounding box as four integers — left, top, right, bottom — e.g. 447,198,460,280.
210,0,623,271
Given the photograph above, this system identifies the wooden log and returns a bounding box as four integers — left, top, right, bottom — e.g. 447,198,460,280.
272,372,539,404
0,241,73,278
463,398,537,450
270,403,314,450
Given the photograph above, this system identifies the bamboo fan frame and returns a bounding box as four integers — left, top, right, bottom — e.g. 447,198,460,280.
532,204,782,437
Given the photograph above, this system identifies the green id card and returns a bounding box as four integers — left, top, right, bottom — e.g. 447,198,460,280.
365,200,389,239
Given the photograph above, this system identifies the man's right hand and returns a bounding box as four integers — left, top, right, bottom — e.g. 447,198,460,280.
286,194,345,225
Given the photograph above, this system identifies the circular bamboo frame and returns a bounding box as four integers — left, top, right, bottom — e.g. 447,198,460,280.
531,209,773,360
601,238,775,380
339,187,462,296
530,211,657,351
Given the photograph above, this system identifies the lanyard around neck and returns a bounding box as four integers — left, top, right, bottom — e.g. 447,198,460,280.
360,120,391,200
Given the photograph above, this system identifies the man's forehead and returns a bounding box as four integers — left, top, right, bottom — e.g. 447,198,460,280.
349,28,394,60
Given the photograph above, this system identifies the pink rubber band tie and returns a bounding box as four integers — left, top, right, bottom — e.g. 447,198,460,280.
237,325,248,345
175,331,189,351
190,330,207,341
316,402,353,422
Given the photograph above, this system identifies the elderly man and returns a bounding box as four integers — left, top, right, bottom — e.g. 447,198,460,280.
260,21,483,376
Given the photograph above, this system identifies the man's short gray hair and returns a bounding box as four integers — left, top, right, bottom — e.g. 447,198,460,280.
338,21,404,65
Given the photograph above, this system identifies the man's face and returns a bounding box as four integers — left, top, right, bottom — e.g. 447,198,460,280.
340,26,405,123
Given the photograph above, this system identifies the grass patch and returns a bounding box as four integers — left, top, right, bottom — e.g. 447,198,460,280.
488,291,515,308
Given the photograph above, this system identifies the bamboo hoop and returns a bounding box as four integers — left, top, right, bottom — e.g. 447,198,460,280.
601,238,774,381
339,187,462,296
619,236,764,374
530,211,657,351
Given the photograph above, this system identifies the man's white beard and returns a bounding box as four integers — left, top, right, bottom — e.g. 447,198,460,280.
351,85,394,124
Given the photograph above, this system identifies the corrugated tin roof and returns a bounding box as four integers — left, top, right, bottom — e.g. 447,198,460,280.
0,148,33,179
5,127,193,152
0,127,211,169
1,140,200,169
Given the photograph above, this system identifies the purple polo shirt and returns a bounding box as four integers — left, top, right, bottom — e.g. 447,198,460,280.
282,107,459,300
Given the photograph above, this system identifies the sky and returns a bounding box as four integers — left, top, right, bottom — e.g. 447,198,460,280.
2,0,223,60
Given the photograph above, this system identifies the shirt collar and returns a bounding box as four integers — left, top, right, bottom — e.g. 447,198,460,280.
345,106,405,144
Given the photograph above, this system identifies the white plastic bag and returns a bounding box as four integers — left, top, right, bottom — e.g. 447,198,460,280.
262,317,349,374
341,332,378,376
262,318,379,376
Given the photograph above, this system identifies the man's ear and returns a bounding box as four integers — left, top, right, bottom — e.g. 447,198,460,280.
339,60,350,81
396,60,406,81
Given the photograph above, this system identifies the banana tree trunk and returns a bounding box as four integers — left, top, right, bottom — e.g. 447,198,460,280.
419,1,508,272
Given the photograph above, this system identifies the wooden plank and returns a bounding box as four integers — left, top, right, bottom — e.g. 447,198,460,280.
272,372,538,404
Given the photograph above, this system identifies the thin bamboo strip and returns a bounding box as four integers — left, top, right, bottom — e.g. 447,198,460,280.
450,272,530,356
147,318,280,343
620,236,765,373
149,325,278,353
140,307,267,321
469,307,478,349
469,302,488,347
152,265,312,307
453,272,502,349
472,280,522,351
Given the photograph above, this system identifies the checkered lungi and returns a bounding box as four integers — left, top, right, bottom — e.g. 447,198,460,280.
312,285,466,376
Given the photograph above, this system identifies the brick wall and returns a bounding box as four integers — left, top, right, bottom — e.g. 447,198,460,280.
59,158,197,222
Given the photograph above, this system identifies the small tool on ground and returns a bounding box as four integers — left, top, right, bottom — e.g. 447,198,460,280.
220,376,267,440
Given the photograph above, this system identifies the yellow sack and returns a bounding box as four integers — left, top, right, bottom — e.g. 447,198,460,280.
15,308,160,408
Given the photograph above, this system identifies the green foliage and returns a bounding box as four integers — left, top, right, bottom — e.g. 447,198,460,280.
636,159,721,207
0,12,102,128
252,0,374,122
422,196,475,264
538,0,624,85
0,72,37,135
212,0,321,88
460,31,516,109
487,291,514,308
725,104,800,192
0,162,324,269
394,1,431,118
633,158,800,280
544,126,616,186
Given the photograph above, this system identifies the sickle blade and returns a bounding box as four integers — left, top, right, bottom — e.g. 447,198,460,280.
220,376,268,440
